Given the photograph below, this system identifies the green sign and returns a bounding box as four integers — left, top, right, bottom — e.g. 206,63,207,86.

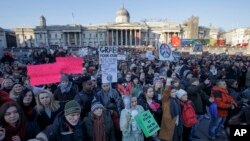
135,110,160,138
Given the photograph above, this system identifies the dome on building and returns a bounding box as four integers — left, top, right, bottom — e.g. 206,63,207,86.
115,5,130,23
40,15,46,27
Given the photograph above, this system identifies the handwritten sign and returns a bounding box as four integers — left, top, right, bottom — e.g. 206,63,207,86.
99,46,118,83
56,57,83,74
27,63,61,86
135,110,160,137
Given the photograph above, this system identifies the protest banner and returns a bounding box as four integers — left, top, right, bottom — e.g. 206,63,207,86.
99,46,118,83
135,110,160,138
193,41,203,52
27,63,61,86
158,43,174,61
56,57,83,74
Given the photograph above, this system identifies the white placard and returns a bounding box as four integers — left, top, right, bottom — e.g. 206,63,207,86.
99,46,118,83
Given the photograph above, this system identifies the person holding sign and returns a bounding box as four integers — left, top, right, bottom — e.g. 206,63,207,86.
138,85,162,141
120,96,144,141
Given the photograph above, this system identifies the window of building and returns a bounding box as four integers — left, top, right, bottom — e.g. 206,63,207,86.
48,34,51,38
96,34,98,38
83,34,85,38
55,34,57,38
89,34,92,38
40,34,42,39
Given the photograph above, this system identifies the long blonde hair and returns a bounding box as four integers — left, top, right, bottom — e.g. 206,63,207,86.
35,89,60,114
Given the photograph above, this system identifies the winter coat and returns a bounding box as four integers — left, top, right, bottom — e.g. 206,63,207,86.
36,108,61,131
54,85,77,107
187,84,210,115
137,94,162,125
0,90,13,107
120,105,144,141
211,86,237,117
246,68,250,87
159,86,181,141
83,111,116,141
43,112,85,141
74,90,96,117
96,88,123,114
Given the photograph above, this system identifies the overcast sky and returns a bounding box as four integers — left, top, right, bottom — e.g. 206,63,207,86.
1,0,249,31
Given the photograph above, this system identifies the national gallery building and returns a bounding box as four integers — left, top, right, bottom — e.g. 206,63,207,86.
14,6,201,48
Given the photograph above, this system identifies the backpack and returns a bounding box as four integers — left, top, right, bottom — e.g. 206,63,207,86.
180,100,198,127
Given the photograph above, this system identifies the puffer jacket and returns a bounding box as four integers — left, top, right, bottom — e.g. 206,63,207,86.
211,86,237,117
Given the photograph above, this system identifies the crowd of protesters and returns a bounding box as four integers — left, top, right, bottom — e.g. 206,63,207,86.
0,47,250,141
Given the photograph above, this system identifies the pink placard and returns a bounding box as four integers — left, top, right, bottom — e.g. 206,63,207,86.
56,57,83,74
27,63,61,86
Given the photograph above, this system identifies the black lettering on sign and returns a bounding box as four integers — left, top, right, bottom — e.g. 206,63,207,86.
99,46,117,54
230,125,250,141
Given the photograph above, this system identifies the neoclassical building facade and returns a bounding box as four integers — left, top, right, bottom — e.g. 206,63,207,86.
14,6,199,48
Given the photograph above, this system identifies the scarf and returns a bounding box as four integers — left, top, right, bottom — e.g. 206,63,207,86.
170,97,181,119
4,124,26,141
93,114,106,141
59,82,72,93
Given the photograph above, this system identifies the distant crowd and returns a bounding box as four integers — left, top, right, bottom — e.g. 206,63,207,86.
0,48,250,141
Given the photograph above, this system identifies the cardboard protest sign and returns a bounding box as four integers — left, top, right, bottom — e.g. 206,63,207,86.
135,110,160,138
56,57,83,74
158,43,174,61
99,46,118,83
27,63,61,86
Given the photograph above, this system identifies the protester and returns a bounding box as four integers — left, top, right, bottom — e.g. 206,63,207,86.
30,100,84,141
74,74,96,118
96,82,123,114
83,100,116,141
0,102,39,141
35,89,61,130
54,75,77,107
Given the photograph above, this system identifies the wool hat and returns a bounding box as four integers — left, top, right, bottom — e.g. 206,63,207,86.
91,101,105,112
176,89,187,99
64,100,81,116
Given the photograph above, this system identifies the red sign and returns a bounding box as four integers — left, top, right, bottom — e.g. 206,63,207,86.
171,35,181,47
27,63,61,86
56,57,83,74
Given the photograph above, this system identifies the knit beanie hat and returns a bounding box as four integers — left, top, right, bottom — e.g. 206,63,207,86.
91,100,105,112
64,100,81,116
176,89,187,99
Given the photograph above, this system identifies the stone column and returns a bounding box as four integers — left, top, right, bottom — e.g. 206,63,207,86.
121,30,123,46
129,29,132,46
79,33,82,47
139,29,141,46
134,29,137,46
112,30,114,46
63,33,66,46
74,33,77,46
67,33,70,46
116,30,118,46
125,29,128,46
107,30,110,46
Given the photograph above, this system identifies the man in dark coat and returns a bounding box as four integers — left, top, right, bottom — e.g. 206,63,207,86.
32,100,84,141
74,74,96,117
